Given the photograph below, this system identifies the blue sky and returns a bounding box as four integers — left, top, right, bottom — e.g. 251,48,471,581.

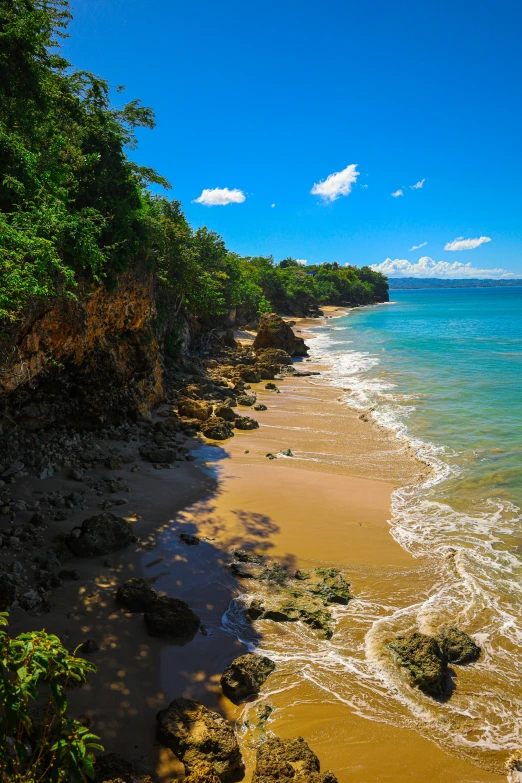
64,0,522,277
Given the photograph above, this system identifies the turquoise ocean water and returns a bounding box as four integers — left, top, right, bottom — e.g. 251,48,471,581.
224,288,522,773
307,287,522,764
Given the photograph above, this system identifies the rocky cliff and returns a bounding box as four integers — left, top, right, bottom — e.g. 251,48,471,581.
0,265,165,430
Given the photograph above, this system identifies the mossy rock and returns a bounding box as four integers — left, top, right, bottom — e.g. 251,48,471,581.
389,631,445,696
436,625,481,664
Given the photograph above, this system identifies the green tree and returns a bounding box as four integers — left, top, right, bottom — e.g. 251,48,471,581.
0,613,102,782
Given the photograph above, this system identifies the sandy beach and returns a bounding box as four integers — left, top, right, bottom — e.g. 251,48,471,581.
4,308,505,783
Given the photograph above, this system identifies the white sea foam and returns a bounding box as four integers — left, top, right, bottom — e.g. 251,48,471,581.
221,316,522,774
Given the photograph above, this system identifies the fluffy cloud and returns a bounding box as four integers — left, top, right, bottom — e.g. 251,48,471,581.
311,164,359,201
410,178,425,190
371,256,513,279
271,203,276,208
391,189,403,197
193,187,246,206
409,241,427,251
444,236,491,251
295,259,308,266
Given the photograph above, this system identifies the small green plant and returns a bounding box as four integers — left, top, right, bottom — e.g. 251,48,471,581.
0,613,103,783
257,296,272,317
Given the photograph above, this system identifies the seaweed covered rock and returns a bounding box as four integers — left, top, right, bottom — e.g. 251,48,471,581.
220,653,276,702
200,418,234,440
144,596,200,639
156,698,243,780
304,568,352,605
261,596,334,638
389,632,445,696
252,736,337,783
115,578,158,612
178,398,213,421
253,314,309,357
234,416,259,431
436,625,481,664
66,512,134,557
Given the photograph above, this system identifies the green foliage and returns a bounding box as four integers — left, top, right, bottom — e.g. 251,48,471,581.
0,0,388,327
0,613,102,782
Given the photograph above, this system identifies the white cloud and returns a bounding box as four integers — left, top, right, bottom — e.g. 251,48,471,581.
371,256,513,279
391,189,404,197
193,187,246,206
444,236,491,251
361,184,368,189
410,178,425,190
409,241,427,251
311,164,359,201
271,203,276,208
295,259,308,265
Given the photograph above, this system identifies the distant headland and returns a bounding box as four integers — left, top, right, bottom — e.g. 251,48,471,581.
388,277,522,289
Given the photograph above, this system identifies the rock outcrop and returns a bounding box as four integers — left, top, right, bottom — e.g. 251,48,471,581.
234,416,259,431
66,512,134,557
253,314,308,357
156,698,244,780
200,418,234,440
144,596,201,639
230,556,351,639
389,632,446,696
390,627,481,697
0,265,164,426
252,736,337,783
436,625,481,664
94,752,156,783
220,653,276,702
115,578,158,612
178,398,213,421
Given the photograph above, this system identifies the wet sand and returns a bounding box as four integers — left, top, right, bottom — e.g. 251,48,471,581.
5,308,505,782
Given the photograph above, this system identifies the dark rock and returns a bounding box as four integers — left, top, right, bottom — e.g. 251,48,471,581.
436,625,481,664
140,448,175,464
236,394,256,406
116,578,158,612
262,597,334,638
30,512,45,526
93,751,156,783
253,403,267,412
389,632,446,696
105,456,123,470
234,416,259,431
66,512,134,557
265,383,278,391
214,404,237,422
220,653,276,702
253,314,309,357
156,698,243,781
79,637,101,654
200,418,234,441
239,367,261,383
230,562,264,579
279,449,293,457
180,532,200,546
144,596,200,639
59,568,81,581
265,453,276,460
178,398,213,421
252,736,337,783
223,329,237,349
0,574,17,611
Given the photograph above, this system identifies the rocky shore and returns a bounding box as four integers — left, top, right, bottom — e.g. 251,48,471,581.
0,310,498,783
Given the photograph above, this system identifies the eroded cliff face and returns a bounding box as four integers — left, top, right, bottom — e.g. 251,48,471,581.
0,266,165,429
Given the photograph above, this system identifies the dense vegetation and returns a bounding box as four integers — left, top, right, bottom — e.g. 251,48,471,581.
0,0,388,326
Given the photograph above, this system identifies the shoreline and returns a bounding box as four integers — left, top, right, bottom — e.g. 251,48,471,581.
2,307,506,782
